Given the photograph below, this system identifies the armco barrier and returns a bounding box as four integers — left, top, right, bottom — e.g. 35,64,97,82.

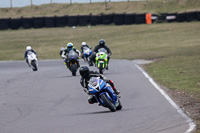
68,16,79,26
114,13,125,25
33,17,45,28
79,15,90,26
176,12,186,22
102,14,114,25
55,16,68,27
22,17,33,29
186,11,197,22
135,13,146,24
0,18,10,30
45,16,56,28
10,18,22,29
90,15,102,25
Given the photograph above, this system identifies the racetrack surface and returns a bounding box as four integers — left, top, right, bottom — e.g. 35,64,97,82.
0,59,193,133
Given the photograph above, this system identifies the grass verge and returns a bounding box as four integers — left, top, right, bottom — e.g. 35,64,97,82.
0,22,199,132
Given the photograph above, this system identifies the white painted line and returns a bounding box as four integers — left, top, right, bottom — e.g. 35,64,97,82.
135,64,196,133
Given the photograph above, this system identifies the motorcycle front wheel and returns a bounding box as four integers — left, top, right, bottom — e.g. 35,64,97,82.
71,64,77,76
100,93,116,112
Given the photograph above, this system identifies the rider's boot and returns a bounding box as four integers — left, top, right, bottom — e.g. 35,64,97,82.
88,95,97,104
108,80,120,95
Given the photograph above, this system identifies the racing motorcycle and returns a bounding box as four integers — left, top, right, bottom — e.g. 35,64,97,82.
95,48,108,74
27,51,38,71
82,47,92,65
88,77,122,112
65,50,79,76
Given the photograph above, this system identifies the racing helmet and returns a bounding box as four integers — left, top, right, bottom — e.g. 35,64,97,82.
79,66,89,77
26,46,32,51
99,39,105,47
67,42,73,50
82,42,87,46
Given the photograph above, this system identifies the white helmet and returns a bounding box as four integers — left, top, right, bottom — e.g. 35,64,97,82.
82,42,87,46
26,46,32,50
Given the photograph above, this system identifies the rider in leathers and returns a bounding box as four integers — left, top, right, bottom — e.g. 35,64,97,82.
61,42,81,68
89,39,112,69
24,46,37,67
79,66,120,104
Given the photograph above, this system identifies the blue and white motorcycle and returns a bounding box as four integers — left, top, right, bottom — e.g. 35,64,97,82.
88,77,122,112
82,47,92,65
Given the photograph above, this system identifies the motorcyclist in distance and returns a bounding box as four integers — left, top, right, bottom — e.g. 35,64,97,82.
79,66,120,104
59,47,65,58
24,46,37,67
80,42,92,58
89,39,112,69
61,42,81,68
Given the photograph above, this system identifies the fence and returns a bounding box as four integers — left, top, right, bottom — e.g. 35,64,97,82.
0,11,200,30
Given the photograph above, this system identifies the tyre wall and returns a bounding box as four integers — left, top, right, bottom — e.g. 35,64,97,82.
68,16,79,26
22,17,33,29
0,18,10,30
79,15,90,26
124,13,135,25
102,14,114,25
90,15,102,25
0,11,199,30
114,13,125,25
135,13,146,24
45,16,56,28
55,16,68,27
10,18,22,29
33,17,45,28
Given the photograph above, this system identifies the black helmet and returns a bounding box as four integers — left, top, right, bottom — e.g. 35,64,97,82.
99,39,105,46
79,66,89,77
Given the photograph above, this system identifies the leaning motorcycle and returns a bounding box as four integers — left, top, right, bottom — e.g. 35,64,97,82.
95,48,108,74
27,51,38,71
66,50,79,76
82,47,92,65
88,77,122,112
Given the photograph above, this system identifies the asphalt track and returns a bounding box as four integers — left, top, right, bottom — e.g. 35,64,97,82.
0,59,195,133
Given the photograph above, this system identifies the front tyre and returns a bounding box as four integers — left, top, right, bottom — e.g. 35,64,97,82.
71,64,77,76
99,63,104,74
31,61,37,71
100,93,116,112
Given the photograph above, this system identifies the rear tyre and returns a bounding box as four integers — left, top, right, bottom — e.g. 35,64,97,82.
116,99,122,110
100,93,116,112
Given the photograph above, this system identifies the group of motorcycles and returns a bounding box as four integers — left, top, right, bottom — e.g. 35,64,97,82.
65,46,109,76
25,46,122,112
62,47,122,112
